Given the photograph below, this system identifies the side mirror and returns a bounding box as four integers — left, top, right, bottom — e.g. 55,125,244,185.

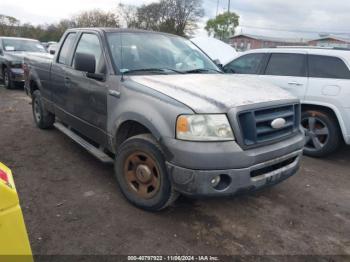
86,72,105,81
74,52,96,73
48,44,57,55
213,59,223,69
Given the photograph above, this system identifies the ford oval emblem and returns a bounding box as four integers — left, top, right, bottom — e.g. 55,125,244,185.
271,118,286,129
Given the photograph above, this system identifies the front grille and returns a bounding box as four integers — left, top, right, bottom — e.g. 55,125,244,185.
238,104,300,146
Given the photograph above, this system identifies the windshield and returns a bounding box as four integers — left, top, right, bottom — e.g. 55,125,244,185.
2,39,46,53
107,32,220,74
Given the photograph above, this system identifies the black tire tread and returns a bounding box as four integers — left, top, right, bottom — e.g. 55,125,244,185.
32,90,55,129
3,67,12,89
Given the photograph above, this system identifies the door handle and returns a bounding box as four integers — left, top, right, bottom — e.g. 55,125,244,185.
109,90,121,98
288,81,303,86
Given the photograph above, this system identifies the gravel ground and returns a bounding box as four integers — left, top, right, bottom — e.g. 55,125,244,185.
0,87,349,257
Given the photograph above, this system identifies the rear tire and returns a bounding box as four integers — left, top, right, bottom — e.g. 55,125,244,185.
115,134,178,211
32,90,55,129
301,110,341,157
3,68,13,89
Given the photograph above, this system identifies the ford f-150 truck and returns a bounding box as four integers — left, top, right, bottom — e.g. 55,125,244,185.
24,28,304,211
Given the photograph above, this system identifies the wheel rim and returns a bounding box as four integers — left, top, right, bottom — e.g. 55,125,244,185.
33,99,41,122
4,70,9,87
301,116,329,151
123,151,161,199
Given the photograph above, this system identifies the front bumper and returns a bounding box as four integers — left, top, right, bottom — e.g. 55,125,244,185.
167,149,302,197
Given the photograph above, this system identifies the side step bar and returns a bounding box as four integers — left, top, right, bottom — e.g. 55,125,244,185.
54,122,114,164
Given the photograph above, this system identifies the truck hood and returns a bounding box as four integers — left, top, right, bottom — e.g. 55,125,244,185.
129,74,296,113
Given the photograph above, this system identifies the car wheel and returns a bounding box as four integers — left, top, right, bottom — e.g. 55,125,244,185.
32,90,55,129
115,134,178,211
301,110,341,157
3,68,13,89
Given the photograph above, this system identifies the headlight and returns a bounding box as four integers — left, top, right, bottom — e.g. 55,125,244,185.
176,114,234,141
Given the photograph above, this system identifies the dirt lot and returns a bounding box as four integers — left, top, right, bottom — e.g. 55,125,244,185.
0,87,349,257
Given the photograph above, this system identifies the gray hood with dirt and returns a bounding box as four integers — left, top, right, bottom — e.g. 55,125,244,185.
130,74,296,113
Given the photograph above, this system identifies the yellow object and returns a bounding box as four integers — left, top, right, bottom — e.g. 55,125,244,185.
0,162,33,262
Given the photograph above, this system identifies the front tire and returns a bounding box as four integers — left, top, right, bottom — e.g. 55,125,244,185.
115,134,178,211
3,68,13,89
32,90,55,129
301,110,341,157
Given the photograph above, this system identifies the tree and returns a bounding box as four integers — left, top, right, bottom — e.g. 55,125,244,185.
0,14,20,36
118,4,138,28
205,12,239,41
124,0,204,37
72,9,119,28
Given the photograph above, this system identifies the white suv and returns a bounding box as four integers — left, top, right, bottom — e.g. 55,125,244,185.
223,47,350,157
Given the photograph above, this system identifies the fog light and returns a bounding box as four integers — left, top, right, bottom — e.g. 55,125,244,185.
211,176,221,187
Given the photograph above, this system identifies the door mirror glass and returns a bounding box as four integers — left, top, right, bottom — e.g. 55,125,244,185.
74,52,96,73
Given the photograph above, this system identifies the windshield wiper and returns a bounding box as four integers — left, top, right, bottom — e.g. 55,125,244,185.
122,68,184,75
182,68,222,74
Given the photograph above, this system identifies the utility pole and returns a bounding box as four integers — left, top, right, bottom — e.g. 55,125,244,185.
216,0,220,16
228,0,231,13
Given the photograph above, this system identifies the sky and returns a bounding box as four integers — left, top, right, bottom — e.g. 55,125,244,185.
1,0,350,39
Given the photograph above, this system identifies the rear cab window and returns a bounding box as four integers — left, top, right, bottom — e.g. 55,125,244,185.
58,33,77,65
264,53,307,77
308,55,350,79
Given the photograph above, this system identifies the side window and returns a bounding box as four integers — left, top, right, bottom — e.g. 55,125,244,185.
58,33,76,65
225,53,265,74
265,53,306,77
73,33,106,74
308,55,350,79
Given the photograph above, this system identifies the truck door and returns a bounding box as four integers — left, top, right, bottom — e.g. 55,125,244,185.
66,32,108,145
259,53,308,100
50,32,77,112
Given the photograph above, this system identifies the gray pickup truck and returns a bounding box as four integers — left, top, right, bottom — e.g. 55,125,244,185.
24,28,304,211
0,37,46,89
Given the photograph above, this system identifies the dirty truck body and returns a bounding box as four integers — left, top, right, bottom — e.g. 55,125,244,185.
25,28,304,210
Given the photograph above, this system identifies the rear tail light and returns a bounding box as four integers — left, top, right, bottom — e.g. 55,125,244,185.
0,169,9,184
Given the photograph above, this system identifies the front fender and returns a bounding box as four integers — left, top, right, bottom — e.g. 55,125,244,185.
107,79,193,152
112,111,164,142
